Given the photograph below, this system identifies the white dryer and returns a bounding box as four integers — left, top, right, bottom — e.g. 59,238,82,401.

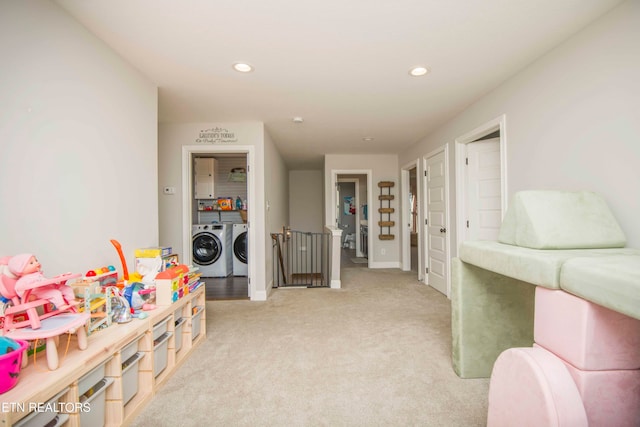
232,223,248,276
192,224,232,277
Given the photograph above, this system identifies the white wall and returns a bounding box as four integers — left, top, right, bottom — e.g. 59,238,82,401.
264,129,289,294
158,122,288,300
0,0,158,274
400,0,640,250
289,170,324,233
324,154,399,266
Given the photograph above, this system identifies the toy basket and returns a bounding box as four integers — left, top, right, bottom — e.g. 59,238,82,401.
0,337,28,394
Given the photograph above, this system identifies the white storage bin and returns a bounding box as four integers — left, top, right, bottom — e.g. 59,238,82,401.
153,316,171,341
192,306,204,341
14,388,69,427
175,317,186,352
153,332,173,378
122,352,144,405
79,377,114,427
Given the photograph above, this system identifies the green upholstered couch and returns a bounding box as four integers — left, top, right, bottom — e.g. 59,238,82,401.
451,190,640,378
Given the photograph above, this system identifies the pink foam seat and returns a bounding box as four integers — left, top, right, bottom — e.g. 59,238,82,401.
487,347,587,427
528,344,640,427
534,287,640,370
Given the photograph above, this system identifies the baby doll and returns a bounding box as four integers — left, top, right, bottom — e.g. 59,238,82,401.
8,253,76,311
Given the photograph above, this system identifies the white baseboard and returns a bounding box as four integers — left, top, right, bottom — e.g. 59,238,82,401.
330,279,341,289
369,261,402,269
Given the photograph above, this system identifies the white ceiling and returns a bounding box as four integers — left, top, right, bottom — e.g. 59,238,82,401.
55,0,623,169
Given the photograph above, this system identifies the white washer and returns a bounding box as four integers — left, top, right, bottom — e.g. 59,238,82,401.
232,223,248,276
192,224,232,277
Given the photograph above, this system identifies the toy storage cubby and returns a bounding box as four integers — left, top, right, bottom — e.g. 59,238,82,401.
1,285,206,427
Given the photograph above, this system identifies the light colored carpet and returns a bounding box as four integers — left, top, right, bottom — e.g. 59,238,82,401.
131,268,489,426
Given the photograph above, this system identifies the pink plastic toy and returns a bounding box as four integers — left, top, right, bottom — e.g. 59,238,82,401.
0,256,89,370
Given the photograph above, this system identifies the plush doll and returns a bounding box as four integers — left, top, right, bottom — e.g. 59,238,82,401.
8,253,76,311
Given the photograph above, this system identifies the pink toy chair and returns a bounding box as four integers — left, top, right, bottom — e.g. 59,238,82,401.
0,256,90,370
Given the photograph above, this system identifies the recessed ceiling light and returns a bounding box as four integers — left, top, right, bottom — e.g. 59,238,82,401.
292,117,304,123
362,137,374,142
233,62,254,73
409,66,430,77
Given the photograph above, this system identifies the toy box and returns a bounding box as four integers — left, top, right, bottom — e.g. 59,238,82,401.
134,247,172,258
154,264,190,305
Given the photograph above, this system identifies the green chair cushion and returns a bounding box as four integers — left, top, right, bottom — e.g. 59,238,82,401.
498,191,626,249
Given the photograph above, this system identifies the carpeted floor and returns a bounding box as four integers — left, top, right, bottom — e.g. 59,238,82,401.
131,268,489,427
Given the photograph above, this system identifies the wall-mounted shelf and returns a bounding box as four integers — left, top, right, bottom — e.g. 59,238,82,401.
378,181,395,240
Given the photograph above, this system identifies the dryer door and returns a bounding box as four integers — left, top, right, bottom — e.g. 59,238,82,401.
193,232,222,265
233,231,248,264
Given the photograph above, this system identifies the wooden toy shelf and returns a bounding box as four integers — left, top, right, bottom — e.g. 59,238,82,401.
378,181,395,240
1,285,206,427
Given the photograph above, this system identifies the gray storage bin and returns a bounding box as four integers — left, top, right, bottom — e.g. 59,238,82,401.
192,306,204,341
153,332,173,378
121,334,143,362
122,352,144,405
153,316,171,341
79,377,114,427
78,358,111,397
174,317,186,352
14,388,69,427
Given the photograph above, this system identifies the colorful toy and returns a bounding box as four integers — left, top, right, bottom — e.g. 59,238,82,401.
110,239,130,288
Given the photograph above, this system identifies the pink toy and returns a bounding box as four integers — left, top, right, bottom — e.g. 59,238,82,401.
0,256,89,370
8,254,77,312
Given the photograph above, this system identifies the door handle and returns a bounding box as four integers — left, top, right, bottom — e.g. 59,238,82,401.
440,228,446,233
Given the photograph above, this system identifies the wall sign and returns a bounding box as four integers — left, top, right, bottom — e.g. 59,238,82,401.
196,127,238,144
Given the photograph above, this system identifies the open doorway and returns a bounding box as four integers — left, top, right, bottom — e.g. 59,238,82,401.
455,115,508,255
401,160,420,277
331,171,371,269
181,145,256,300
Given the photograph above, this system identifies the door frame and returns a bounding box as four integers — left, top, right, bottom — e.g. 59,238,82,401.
422,144,450,295
181,144,256,299
330,169,372,267
401,159,421,278
454,114,508,256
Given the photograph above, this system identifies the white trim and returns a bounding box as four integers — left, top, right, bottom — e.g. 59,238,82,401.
454,114,508,257
400,159,420,277
181,144,258,300
423,144,451,297
330,279,341,289
330,169,373,267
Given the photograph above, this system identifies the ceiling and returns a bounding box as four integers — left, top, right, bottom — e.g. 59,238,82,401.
54,0,622,169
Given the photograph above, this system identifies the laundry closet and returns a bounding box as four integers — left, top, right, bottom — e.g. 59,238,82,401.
191,154,248,291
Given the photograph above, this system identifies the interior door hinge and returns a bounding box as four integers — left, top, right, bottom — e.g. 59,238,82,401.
425,267,429,274
424,170,427,177
425,219,428,225
466,220,469,228
465,157,468,165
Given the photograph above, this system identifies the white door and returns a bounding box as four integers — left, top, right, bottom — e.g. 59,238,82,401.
424,150,448,296
466,138,501,241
